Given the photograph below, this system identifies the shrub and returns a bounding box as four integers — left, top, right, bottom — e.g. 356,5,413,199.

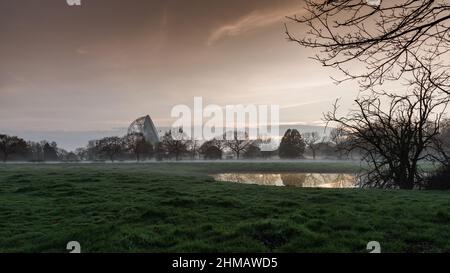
425,164,450,190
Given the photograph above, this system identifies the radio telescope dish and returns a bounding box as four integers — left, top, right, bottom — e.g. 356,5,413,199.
128,115,160,145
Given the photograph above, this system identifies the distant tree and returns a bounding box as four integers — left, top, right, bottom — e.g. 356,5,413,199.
278,129,305,159
42,142,59,161
304,132,321,160
428,119,450,190
330,128,349,159
136,140,154,161
64,152,80,162
199,139,223,160
96,136,125,162
28,141,44,161
124,133,154,162
74,147,88,161
0,135,28,162
187,139,201,160
223,131,252,159
431,119,450,164
160,129,189,161
74,141,100,161
155,142,167,161
426,164,450,190
243,143,262,159
87,140,100,161
314,142,335,159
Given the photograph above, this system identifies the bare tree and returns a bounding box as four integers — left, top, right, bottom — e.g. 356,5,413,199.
330,127,349,159
187,139,201,160
325,67,449,189
161,129,190,161
286,0,450,93
304,132,321,159
223,130,253,159
124,133,153,162
74,147,89,161
28,141,43,162
96,136,125,162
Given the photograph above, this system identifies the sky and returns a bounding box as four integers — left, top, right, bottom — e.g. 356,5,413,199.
0,0,360,150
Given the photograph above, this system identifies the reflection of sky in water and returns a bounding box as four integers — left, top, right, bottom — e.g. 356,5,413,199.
213,173,357,188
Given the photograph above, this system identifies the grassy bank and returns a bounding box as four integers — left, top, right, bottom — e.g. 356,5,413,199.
0,162,449,252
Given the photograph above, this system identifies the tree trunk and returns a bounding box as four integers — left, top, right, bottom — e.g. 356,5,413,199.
399,182,414,190
136,151,140,162
397,170,414,190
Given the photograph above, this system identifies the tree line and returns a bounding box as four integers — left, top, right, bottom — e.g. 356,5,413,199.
0,136,77,162
0,128,355,163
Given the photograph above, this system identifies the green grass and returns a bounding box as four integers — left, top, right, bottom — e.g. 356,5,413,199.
0,162,449,253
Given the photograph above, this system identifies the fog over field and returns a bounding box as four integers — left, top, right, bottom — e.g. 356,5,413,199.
1,124,332,151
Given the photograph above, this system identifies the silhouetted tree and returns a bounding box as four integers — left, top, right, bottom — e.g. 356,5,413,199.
325,68,450,189
430,119,450,164
74,147,88,161
64,152,80,162
155,142,167,161
199,139,223,160
286,0,450,94
0,135,28,162
243,143,262,159
96,136,125,162
314,141,336,159
28,141,44,161
278,129,306,159
125,133,154,161
223,131,252,159
426,164,450,190
330,127,351,159
42,142,59,161
160,129,189,161
428,119,450,190
187,139,201,160
304,132,321,159
288,2,450,188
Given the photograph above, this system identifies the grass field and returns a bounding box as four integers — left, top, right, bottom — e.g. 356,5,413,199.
0,162,449,253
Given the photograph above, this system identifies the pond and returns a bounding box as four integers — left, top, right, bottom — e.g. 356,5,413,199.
213,173,357,188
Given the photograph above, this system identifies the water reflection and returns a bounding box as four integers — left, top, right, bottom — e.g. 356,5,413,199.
213,173,356,188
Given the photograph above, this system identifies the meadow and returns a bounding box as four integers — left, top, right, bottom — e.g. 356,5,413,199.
0,162,449,252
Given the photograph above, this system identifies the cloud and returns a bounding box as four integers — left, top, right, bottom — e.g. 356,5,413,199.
76,48,88,55
280,99,331,109
207,6,303,45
